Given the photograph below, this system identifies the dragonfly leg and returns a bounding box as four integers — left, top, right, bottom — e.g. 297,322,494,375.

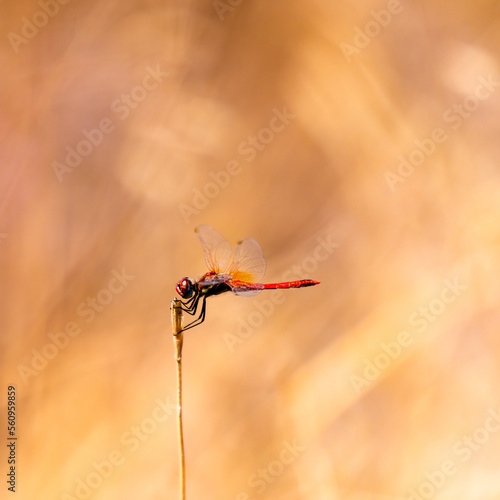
180,295,207,332
180,293,200,315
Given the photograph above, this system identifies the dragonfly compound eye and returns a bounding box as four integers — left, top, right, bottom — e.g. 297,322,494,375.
176,277,194,298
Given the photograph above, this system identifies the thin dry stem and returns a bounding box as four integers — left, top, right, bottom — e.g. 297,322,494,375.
171,298,185,500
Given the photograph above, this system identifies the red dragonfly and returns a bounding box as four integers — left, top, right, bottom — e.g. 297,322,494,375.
176,225,320,331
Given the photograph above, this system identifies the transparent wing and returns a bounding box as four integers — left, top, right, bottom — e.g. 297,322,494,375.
227,237,266,283
195,225,232,273
197,273,233,286
228,280,264,297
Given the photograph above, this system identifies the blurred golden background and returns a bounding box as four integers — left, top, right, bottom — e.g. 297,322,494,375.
2,0,500,499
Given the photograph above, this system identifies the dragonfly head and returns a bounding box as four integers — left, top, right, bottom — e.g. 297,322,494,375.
176,277,194,299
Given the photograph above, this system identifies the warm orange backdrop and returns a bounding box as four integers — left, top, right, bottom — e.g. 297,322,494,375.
2,1,500,499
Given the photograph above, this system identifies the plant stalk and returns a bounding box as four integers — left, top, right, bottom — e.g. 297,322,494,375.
171,298,185,500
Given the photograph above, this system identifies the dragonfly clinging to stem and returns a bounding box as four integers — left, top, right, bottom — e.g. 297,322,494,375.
175,225,320,332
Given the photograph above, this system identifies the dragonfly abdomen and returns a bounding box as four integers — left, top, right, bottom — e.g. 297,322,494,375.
262,279,320,289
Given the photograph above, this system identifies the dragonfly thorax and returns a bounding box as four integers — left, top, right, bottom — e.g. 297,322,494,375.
176,277,195,299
